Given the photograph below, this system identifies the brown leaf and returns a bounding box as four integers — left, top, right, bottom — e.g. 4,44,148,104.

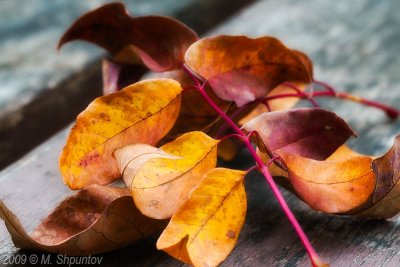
356,136,400,218
185,35,313,107
59,3,198,71
59,79,182,189
0,185,164,255
114,131,219,219
157,168,247,267
242,108,356,160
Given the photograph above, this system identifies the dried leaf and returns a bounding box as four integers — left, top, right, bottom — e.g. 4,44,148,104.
242,108,356,160
102,58,147,95
157,168,247,267
115,131,219,219
0,185,164,255
59,3,198,71
356,136,400,218
185,35,313,107
59,79,182,189
279,150,375,213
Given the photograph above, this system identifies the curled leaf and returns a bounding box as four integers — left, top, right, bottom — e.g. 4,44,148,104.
157,168,247,267
356,136,400,218
278,150,375,213
115,131,219,219
0,185,164,255
59,79,182,189
185,35,313,106
59,3,198,71
243,108,356,160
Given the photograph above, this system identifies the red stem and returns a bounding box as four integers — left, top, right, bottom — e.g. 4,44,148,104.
282,82,320,107
264,86,399,119
313,80,399,119
181,63,324,267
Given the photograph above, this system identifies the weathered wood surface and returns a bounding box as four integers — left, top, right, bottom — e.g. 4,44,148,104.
1,0,400,266
0,0,255,170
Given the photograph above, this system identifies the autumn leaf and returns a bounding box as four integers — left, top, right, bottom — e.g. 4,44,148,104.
356,136,400,218
243,108,356,160
157,168,247,267
267,138,400,218
278,149,375,213
59,2,198,71
0,185,164,255
184,35,313,107
102,58,147,95
59,79,182,189
114,131,219,219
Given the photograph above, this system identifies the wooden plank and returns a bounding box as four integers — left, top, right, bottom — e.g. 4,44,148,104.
1,0,400,266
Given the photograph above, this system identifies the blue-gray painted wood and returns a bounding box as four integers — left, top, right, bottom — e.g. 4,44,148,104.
0,0,192,110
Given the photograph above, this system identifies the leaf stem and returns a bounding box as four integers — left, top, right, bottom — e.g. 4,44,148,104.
281,80,400,119
181,63,325,267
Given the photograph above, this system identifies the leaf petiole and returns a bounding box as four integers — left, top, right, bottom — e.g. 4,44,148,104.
272,81,400,119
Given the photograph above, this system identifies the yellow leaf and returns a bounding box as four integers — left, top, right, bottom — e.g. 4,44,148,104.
157,168,247,267
59,79,182,189
115,131,219,219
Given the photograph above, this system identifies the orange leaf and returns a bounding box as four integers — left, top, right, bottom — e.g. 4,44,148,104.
157,168,247,267
114,131,219,219
185,35,312,107
356,136,400,218
59,79,182,189
278,149,375,213
0,185,164,255
59,3,198,71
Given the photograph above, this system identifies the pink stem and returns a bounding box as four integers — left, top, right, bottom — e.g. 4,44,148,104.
216,100,261,138
281,82,320,107
181,63,324,267
314,80,399,119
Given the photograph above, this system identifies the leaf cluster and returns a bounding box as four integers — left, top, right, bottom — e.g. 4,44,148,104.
1,3,399,267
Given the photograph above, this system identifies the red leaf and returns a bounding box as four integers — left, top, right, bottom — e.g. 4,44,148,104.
59,3,198,72
243,108,356,160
